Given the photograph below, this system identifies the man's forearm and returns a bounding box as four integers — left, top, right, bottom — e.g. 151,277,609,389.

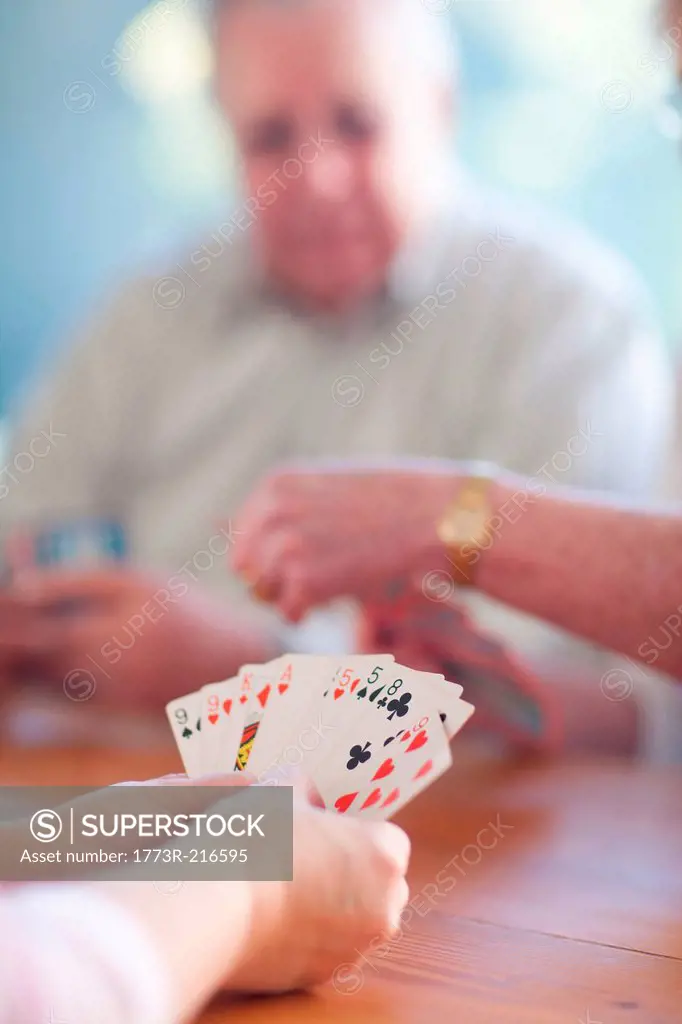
110,878,254,1020
475,480,682,681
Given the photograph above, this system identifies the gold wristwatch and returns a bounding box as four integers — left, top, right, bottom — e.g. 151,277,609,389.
436,466,497,587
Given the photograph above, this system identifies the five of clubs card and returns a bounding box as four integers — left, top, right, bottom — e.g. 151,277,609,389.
166,655,475,820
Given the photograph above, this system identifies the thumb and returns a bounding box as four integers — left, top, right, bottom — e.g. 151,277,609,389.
299,775,325,809
123,772,256,787
255,763,325,807
369,821,411,875
191,771,257,787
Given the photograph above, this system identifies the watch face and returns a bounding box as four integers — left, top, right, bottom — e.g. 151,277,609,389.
438,479,492,549
439,509,484,545
452,508,484,538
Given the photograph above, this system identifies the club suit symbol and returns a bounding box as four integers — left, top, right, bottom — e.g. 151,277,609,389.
383,730,405,746
182,718,200,740
387,692,412,721
346,742,372,770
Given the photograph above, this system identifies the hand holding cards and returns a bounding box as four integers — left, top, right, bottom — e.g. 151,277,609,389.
3,519,128,577
167,655,474,820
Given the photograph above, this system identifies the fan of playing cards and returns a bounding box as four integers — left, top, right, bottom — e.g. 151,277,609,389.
166,655,474,820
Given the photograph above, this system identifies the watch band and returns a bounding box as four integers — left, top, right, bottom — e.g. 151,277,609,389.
436,469,496,587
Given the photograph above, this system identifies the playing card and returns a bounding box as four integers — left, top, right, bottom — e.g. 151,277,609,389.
166,691,206,778
310,661,433,799
288,656,397,782
315,704,455,819
246,655,338,779
201,664,270,774
339,656,470,741
317,659,418,758
230,661,277,772
321,656,395,706
312,660,474,819
200,675,246,774
163,652,476,820
396,668,467,740
232,655,327,773
372,708,457,819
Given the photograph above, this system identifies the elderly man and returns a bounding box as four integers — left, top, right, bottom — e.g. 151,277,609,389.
0,0,673,749
230,0,682,761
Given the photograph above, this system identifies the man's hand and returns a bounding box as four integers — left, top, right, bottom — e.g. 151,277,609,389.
221,781,411,994
10,568,275,709
232,465,458,621
110,772,410,1011
358,591,564,754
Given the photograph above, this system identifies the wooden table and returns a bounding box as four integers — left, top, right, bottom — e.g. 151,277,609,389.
3,743,682,1023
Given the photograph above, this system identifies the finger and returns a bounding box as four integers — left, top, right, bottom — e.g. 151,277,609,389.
299,550,376,610
230,495,292,574
277,562,357,624
274,558,340,623
255,765,323,808
257,763,304,789
231,522,255,574
370,822,411,875
114,775,187,787
275,587,306,624
243,549,312,621
300,776,325,809
126,772,257,788
113,774,189,787
238,530,298,596
185,771,256,786
387,876,410,932
250,578,281,605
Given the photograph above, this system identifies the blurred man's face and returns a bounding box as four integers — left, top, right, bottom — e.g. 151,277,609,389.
215,0,451,310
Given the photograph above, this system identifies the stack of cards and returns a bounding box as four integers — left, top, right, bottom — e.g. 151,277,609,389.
166,655,474,820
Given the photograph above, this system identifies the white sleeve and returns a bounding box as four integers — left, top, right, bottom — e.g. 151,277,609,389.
0,278,158,542
0,885,171,1024
495,265,674,499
